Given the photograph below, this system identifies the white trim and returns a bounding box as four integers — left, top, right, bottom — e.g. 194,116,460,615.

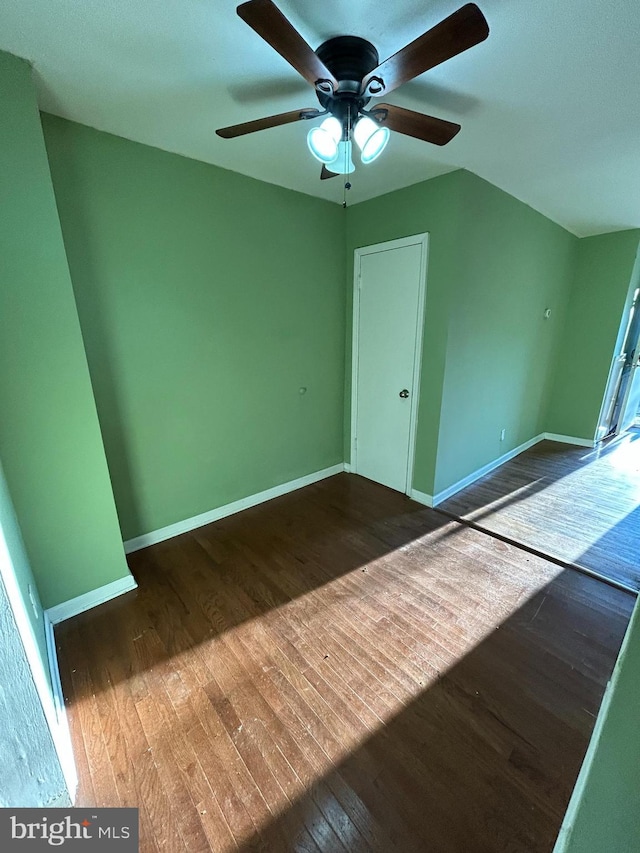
124,463,345,554
351,233,429,496
45,574,138,625
43,612,77,800
410,489,434,508
350,254,360,475
0,464,77,803
343,462,352,473
0,582,78,803
432,433,546,506
552,603,639,852
426,431,596,508
544,432,595,448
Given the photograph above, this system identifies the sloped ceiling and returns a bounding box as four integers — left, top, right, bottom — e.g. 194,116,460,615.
1,0,639,236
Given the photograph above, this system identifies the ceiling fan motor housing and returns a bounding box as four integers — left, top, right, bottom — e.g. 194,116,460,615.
315,36,379,134
316,36,379,84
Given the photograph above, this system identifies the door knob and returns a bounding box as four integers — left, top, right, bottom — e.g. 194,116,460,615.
399,389,410,398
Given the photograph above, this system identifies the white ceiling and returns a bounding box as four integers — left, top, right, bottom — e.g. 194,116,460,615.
2,0,639,236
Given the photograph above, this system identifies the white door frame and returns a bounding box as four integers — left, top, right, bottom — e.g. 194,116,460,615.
0,463,77,802
350,233,429,495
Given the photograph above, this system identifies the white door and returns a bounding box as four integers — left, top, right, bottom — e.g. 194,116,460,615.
616,288,640,434
618,351,640,434
598,286,640,439
597,354,627,439
352,234,427,493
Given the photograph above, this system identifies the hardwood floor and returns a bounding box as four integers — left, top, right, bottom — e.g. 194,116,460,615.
56,474,634,852
439,429,640,590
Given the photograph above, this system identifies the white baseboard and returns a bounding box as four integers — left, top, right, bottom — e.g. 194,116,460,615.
410,489,434,508
45,574,138,625
544,432,595,448
431,433,546,506
425,431,596,508
343,462,352,473
43,613,77,801
124,463,346,554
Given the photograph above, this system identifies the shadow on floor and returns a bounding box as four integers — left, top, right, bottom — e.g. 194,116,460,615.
56,474,455,700
437,431,640,591
227,566,633,852
573,505,640,588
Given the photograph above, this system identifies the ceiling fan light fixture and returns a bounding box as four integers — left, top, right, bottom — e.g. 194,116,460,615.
307,116,342,164
353,116,390,164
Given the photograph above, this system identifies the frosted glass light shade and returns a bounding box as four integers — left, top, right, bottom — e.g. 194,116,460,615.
333,140,355,174
307,117,342,164
353,116,390,164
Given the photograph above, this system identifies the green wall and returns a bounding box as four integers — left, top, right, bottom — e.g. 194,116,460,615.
0,460,48,691
0,53,131,608
546,230,640,440
42,115,346,542
434,173,577,493
346,171,577,496
555,598,640,853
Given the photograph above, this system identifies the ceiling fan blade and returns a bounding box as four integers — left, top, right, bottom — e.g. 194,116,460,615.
361,3,489,97
320,165,339,180
372,104,461,145
216,107,321,138
237,0,338,92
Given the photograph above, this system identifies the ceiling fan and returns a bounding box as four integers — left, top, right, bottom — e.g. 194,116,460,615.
216,0,489,180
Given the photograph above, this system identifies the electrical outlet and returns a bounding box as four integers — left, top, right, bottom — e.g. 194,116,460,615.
500,428,506,441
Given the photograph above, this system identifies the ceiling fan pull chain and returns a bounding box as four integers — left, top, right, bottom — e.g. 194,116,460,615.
343,138,348,206
343,103,353,207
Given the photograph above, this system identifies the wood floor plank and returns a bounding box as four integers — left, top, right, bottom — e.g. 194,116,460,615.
56,473,634,852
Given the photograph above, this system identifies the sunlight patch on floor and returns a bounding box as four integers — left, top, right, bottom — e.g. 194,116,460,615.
180,549,564,848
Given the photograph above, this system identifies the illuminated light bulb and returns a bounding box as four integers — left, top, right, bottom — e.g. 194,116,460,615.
353,116,390,164
307,116,342,164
